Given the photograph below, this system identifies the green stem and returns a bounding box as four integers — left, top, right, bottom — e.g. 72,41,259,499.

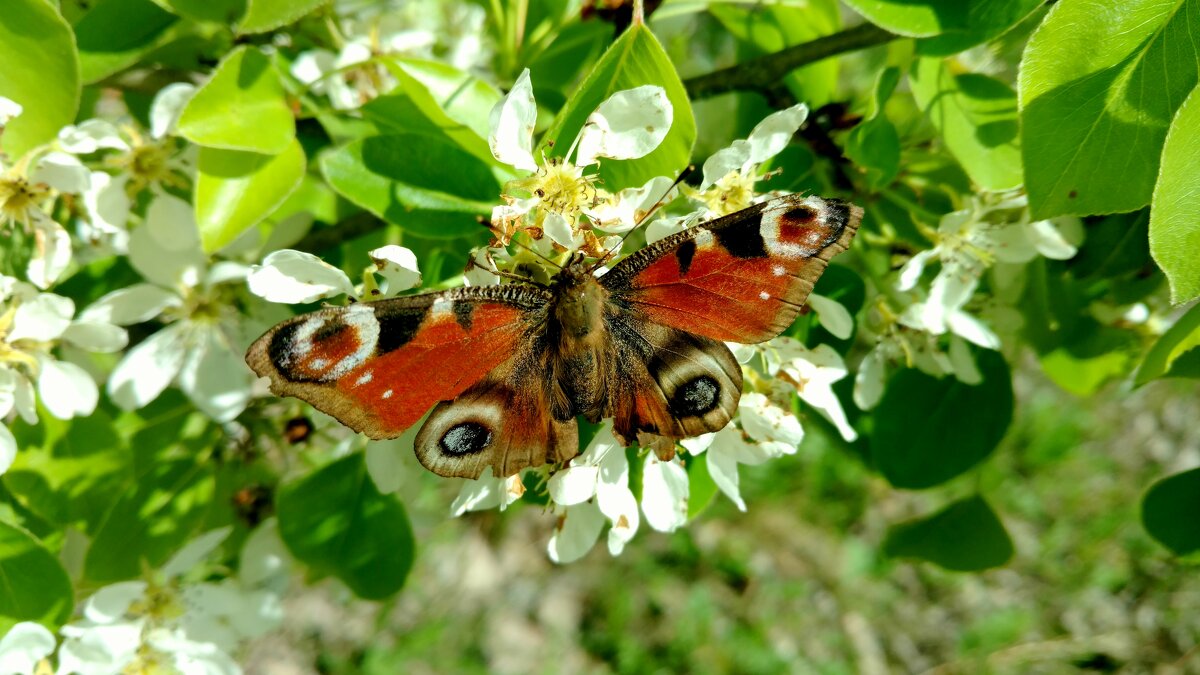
684,23,899,100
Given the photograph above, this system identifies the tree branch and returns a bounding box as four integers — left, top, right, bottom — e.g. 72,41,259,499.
684,23,898,100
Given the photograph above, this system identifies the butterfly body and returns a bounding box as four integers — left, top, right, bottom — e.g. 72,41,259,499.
247,194,861,479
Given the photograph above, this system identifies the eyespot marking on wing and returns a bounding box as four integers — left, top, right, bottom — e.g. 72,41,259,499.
669,375,721,417
439,422,493,456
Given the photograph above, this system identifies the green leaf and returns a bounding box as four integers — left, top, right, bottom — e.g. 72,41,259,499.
1071,210,1151,280
844,67,901,189
277,453,415,600
540,22,695,191
321,134,500,239
842,0,1041,51
871,349,1014,489
910,57,1022,191
177,45,295,153
686,453,719,519
74,0,178,84
1150,84,1200,304
1142,468,1200,556
152,0,245,23
708,0,841,107
238,0,326,33
0,0,80,159
883,495,1014,571
0,522,74,634
5,408,132,531
195,139,306,253
385,59,503,144
364,60,500,166
1135,301,1200,386
1019,0,1200,218
84,458,216,582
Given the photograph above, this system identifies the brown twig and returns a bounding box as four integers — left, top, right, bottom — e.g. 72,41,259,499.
684,23,898,100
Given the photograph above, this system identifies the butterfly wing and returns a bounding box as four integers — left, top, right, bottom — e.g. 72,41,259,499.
600,194,862,344
415,348,578,479
245,284,551,440
602,310,742,446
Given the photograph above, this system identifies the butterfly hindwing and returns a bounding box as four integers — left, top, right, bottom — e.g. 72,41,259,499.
245,284,550,441
601,194,862,344
414,350,579,479
603,310,743,445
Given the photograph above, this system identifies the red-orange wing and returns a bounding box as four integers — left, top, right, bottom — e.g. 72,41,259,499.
600,195,861,344
245,284,550,440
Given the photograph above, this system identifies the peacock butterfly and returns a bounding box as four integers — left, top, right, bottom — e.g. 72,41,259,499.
246,194,861,478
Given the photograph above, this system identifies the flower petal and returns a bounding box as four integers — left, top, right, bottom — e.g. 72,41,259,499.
574,85,672,167
548,464,600,506
450,470,505,515
177,324,252,422
82,171,132,235
38,358,99,419
8,292,73,342
128,204,205,289
700,140,752,190
853,346,887,410
739,392,804,446
598,484,639,555
896,249,936,291
1028,218,1079,260
945,309,1001,349
145,192,202,253
0,425,14,477
547,502,605,564
705,428,746,511
542,211,580,251
0,621,55,674
744,103,808,167
488,68,538,172
13,374,36,424
33,151,91,194
291,49,336,87
463,247,501,287
26,215,73,289
107,321,189,410
83,580,148,623
62,321,128,353
150,82,196,139
80,284,183,325
0,96,22,125
57,119,130,154
807,293,854,340
640,455,689,532
239,518,291,589
369,245,421,293
247,249,355,304
162,527,233,578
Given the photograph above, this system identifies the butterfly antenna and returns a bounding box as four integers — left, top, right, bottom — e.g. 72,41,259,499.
476,216,564,270
588,164,694,272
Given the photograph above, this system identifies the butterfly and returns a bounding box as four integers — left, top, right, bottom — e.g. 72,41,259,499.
246,194,861,479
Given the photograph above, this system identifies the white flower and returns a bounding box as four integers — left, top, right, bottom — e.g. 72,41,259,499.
640,453,689,533
761,337,858,442
0,621,55,674
686,392,803,511
450,467,525,516
0,126,89,287
583,175,677,234
61,85,196,254
56,527,281,675
0,277,127,433
547,425,640,556
546,502,606,564
693,103,808,216
486,69,672,252
247,245,421,305
93,203,254,421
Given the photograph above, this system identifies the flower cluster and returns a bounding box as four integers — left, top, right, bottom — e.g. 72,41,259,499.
0,525,290,674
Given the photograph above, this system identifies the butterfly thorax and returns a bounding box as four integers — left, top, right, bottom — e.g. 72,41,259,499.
550,263,607,343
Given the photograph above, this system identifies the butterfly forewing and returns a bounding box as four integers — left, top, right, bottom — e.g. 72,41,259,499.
601,194,862,344
246,284,550,441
